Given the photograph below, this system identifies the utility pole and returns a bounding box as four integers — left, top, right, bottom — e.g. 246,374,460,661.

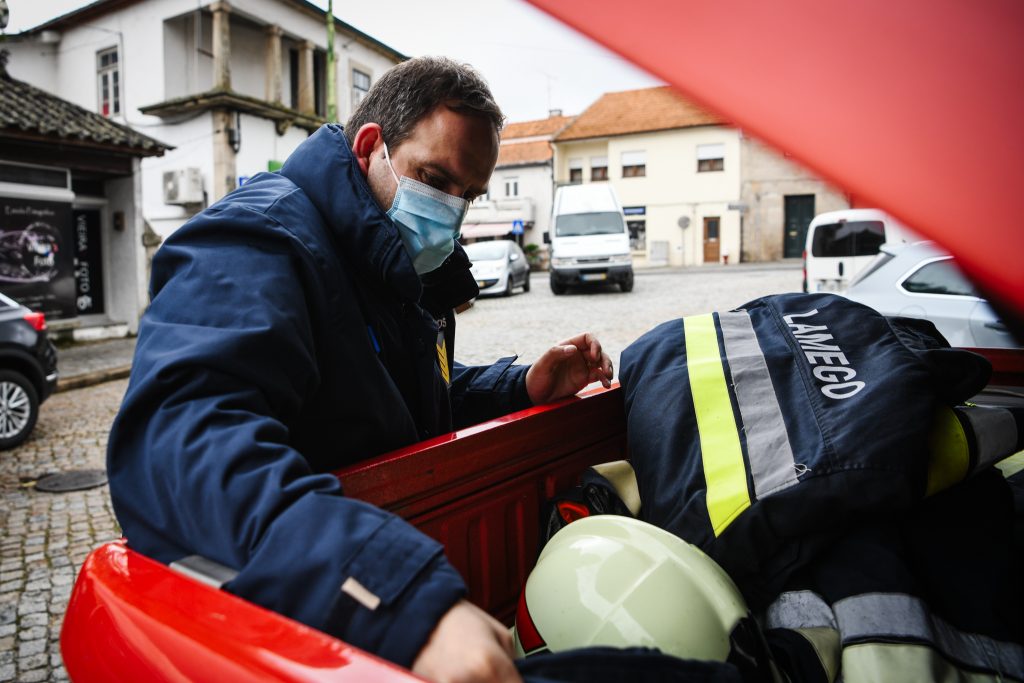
326,0,337,121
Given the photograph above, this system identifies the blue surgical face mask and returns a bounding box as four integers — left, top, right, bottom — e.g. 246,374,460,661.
383,142,469,275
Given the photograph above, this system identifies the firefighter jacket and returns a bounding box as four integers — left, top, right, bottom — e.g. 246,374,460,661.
763,467,1024,682
618,293,998,605
107,125,532,667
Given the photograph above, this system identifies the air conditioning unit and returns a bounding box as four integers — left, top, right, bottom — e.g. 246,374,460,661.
163,168,204,205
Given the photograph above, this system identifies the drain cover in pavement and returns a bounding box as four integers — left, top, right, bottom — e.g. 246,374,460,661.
35,469,108,492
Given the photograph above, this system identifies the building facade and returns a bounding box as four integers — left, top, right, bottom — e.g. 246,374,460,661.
552,86,848,267
0,52,169,338
463,111,574,254
738,136,849,261
5,0,405,241
552,87,741,267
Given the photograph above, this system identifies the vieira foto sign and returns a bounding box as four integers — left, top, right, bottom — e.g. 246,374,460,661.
73,209,105,316
0,197,75,319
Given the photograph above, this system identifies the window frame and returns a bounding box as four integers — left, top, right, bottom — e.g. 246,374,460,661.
590,156,609,181
696,143,725,173
352,68,371,108
504,177,519,198
96,46,120,118
896,255,982,301
621,150,647,178
627,219,646,251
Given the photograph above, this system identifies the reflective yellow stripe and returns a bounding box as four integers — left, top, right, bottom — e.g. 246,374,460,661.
436,339,450,385
684,314,750,535
995,451,1024,479
926,406,970,497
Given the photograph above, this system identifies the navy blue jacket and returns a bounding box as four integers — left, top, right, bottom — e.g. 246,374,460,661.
108,125,531,666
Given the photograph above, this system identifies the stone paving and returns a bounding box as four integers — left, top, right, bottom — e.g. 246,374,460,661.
454,263,802,374
0,380,126,682
0,262,798,681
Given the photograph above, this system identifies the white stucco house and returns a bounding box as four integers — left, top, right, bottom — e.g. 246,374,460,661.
552,86,848,267
2,0,405,334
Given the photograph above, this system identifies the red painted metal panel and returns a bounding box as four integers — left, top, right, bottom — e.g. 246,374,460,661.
965,347,1024,387
60,542,421,683
525,0,1024,316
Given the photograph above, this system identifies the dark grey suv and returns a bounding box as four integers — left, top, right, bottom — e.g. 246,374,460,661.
0,293,58,449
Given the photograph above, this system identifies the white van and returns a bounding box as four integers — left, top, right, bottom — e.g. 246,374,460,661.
803,208,918,293
547,184,633,295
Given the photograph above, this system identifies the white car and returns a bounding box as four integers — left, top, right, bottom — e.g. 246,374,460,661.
464,240,531,297
845,241,1017,348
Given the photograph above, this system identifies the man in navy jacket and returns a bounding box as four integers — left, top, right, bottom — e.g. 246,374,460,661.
108,57,611,683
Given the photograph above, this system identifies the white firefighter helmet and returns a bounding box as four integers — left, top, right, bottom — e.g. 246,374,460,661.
513,515,749,660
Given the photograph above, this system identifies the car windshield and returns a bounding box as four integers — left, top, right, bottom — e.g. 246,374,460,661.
811,220,885,257
464,242,509,261
555,212,624,237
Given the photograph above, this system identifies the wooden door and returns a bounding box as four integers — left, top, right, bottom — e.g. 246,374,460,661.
703,216,721,263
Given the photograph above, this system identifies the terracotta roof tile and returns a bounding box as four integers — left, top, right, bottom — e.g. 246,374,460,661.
502,115,575,140
0,62,170,155
555,86,722,141
497,140,552,167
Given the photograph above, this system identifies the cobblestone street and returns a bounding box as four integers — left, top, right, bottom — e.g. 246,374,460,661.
454,263,802,373
0,380,126,682
0,262,797,681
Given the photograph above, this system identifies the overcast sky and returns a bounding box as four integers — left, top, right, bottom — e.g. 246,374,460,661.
3,0,663,123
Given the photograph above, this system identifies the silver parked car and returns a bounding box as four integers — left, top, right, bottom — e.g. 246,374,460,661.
845,241,1017,348
464,240,531,297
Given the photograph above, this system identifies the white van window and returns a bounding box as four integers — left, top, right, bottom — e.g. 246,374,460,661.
555,212,624,237
811,220,885,257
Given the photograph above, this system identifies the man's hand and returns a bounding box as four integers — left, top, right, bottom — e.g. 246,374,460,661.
412,600,521,683
525,332,613,405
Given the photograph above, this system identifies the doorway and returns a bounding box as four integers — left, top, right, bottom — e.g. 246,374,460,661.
784,195,815,258
703,216,721,263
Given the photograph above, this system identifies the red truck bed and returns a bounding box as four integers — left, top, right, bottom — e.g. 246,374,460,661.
60,386,627,682
61,350,1024,681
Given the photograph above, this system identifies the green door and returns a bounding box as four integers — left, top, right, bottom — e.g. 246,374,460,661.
783,195,815,258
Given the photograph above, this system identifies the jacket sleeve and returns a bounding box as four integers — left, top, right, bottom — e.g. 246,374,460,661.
107,207,463,667
449,357,533,429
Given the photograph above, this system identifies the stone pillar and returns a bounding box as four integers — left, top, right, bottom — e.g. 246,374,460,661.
297,40,315,114
264,25,282,104
211,1,231,91
212,109,237,201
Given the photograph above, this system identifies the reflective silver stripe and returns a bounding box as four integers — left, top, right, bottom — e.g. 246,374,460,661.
169,555,239,589
957,406,1019,470
765,590,836,630
834,592,1024,678
718,311,800,498
341,576,381,610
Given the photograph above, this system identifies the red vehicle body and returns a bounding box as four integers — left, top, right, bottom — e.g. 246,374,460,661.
61,0,1023,680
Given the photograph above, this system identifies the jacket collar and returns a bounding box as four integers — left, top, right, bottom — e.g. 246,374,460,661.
281,125,480,311
281,124,421,302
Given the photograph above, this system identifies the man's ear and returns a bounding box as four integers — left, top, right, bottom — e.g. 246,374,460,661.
351,123,383,177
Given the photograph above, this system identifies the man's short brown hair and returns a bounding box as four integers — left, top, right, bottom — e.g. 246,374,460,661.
345,56,505,149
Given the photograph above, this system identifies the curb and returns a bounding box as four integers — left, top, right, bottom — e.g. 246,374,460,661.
55,365,132,393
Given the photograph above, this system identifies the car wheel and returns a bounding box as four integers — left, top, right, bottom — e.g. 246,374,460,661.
0,370,39,450
550,275,567,295
523,272,531,292
503,275,514,297
619,271,635,293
